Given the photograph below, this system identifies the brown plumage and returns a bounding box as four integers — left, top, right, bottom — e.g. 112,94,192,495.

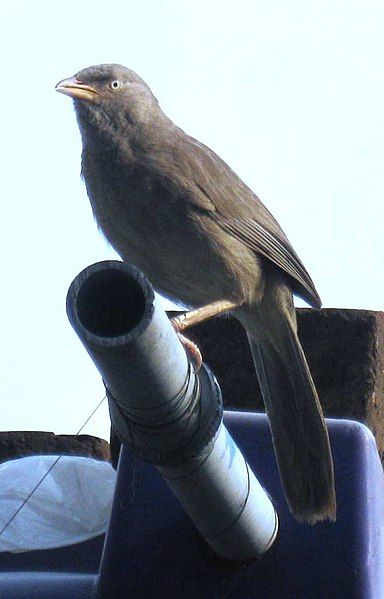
56,64,336,523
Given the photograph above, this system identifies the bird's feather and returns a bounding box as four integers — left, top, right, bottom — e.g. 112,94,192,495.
236,275,335,523
153,132,321,308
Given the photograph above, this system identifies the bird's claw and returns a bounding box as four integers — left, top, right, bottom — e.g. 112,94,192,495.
171,320,203,372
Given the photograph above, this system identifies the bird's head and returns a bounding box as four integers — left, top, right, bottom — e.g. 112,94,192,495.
56,64,160,137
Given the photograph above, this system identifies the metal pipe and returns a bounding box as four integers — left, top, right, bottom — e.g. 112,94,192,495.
67,260,278,561
159,422,278,560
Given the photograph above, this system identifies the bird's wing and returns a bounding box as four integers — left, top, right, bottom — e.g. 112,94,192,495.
218,215,321,308
175,133,321,308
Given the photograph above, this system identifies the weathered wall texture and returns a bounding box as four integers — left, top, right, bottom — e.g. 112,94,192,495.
0,431,110,464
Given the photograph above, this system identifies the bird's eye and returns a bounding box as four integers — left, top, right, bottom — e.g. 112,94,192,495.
110,80,123,91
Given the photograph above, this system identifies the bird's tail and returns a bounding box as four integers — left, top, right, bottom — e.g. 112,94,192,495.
238,298,336,524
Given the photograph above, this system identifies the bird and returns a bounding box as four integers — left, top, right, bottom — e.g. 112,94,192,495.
56,64,336,524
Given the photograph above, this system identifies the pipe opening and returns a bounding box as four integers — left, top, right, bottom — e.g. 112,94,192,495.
76,269,146,337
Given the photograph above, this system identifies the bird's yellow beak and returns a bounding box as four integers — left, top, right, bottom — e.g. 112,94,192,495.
55,76,98,102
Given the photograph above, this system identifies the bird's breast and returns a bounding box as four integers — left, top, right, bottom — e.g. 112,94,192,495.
83,154,262,307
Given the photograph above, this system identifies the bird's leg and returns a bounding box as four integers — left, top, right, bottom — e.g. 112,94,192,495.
170,299,240,332
170,299,241,371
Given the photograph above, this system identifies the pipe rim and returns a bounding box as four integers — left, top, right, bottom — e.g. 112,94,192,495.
66,260,155,348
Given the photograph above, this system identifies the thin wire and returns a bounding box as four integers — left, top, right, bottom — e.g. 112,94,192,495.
74,394,107,435
0,394,107,538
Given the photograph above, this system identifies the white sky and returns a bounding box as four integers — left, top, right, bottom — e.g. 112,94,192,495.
1,1,383,442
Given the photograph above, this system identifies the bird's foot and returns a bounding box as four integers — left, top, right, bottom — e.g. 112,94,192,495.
170,299,240,371
173,328,203,372
171,317,202,370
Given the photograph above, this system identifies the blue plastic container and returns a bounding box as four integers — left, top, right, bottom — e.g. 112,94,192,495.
1,413,383,598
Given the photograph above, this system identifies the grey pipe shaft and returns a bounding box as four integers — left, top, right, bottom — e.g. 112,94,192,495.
67,260,278,560
159,422,278,560
66,261,221,464
66,261,190,413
